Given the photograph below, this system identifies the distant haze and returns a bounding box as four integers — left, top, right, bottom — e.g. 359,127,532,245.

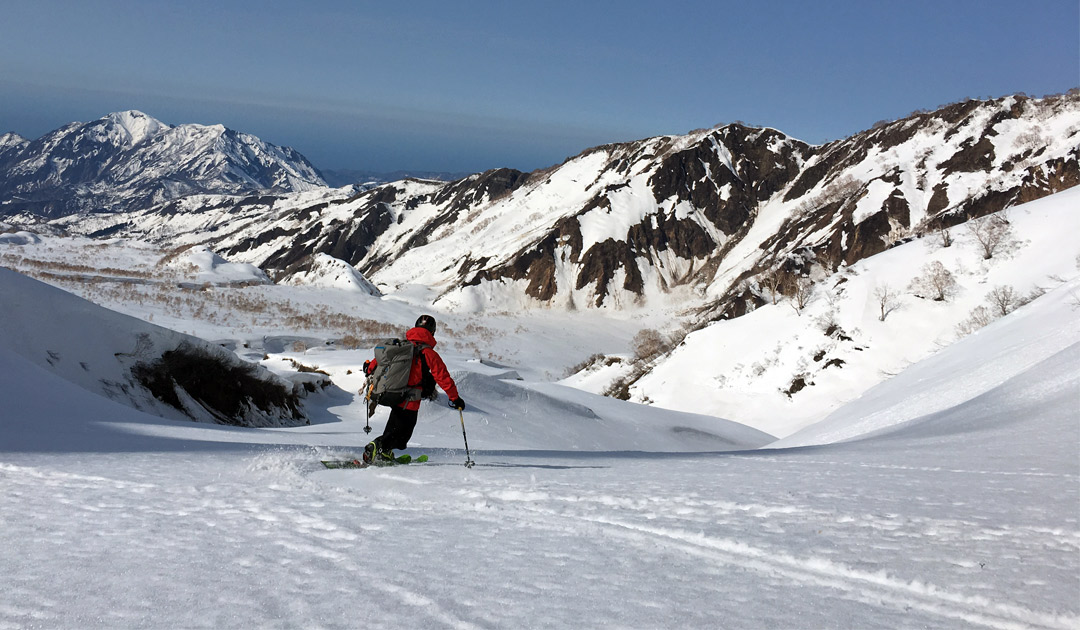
320,169,474,188
0,1,1076,173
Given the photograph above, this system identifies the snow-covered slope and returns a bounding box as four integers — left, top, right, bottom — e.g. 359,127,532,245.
0,230,42,246
772,275,1080,448
0,260,768,450
0,110,326,218
630,186,1080,437
0,268,313,427
348,359,775,452
165,245,271,286
281,252,382,294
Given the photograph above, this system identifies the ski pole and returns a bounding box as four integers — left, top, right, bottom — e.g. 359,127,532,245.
458,408,475,468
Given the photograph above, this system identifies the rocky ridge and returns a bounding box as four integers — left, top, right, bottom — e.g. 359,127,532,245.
43,94,1080,317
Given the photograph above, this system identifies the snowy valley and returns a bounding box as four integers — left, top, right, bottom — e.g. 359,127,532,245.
1,97,1078,629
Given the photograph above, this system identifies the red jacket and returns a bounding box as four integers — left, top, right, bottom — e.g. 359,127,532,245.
368,327,459,411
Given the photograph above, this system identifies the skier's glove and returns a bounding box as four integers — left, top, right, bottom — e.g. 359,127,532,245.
450,397,466,411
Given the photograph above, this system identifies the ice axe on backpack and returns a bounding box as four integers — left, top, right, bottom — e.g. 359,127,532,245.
361,368,374,434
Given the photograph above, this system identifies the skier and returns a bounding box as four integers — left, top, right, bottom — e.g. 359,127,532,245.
362,314,464,463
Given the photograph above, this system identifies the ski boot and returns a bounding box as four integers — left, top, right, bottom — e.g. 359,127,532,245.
363,439,398,465
362,440,379,465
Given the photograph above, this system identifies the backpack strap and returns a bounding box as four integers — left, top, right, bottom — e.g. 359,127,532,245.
412,342,436,399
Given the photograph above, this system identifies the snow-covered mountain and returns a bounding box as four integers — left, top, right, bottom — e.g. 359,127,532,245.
9,186,1076,440
7,93,1077,436
54,94,1079,317
0,110,327,218
164,245,272,286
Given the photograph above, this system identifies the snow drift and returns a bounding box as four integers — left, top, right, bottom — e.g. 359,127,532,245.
281,253,382,295
168,245,271,285
0,268,317,429
773,276,1080,448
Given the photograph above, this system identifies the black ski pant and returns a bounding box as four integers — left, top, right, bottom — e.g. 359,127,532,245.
378,406,419,451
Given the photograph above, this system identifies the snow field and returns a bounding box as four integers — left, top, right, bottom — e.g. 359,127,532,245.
2,424,1076,630
2,259,1078,627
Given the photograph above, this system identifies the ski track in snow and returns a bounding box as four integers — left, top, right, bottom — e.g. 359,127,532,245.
447,464,1078,630
501,507,1076,630
2,447,1075,630
0,457,483,630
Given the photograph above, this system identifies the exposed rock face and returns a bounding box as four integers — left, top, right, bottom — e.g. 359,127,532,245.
52,94,1080,314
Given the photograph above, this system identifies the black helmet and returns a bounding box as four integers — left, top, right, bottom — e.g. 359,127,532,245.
415,314,437,334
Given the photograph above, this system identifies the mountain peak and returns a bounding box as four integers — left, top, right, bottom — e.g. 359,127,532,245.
98,110,170,146
0,132,29,150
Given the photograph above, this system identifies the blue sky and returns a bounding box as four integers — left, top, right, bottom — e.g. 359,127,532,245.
1,0,1076,173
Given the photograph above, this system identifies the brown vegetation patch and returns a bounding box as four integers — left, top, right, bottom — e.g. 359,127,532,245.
132,343,305,426
286,358,329,375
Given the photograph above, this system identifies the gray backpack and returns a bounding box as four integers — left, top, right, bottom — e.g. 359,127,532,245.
369,339,429,407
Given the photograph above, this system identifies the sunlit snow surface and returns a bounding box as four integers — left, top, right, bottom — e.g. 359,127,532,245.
1,278,1078,628
1,179,1079,627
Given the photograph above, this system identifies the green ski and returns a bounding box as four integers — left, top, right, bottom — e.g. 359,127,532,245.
320,454,428,469
321,458,367,469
